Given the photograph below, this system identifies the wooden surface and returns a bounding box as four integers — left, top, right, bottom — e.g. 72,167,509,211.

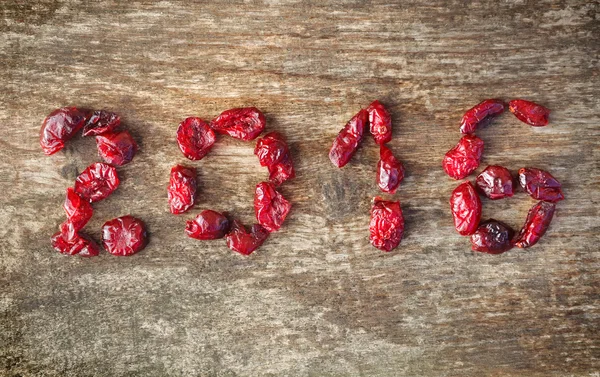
1,1,599,376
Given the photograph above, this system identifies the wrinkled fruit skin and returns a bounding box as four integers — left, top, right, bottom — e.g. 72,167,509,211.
82,110,121,136
168,165,197,214
102,215,147,256
459,99,506,134
377,145,405,193
226,220,269,255
367,100,392,145
176,117,216,160
518,167,564,202
63,187,93,231
475,165,514,200
210,107,265,141
470,219,515,254
254,182,291,232
514,201,556,248
369,197,404,252
51,231,99,257
96,131,137,166
185,210,230,240
509,99,550,127
268,155,295,186
442,134,484,180
329,109,368,168
74,162,119,202
40,107,87,155
255,132,296,186
450,181,482,236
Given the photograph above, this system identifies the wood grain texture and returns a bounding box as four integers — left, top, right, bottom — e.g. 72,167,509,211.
1,0,599,376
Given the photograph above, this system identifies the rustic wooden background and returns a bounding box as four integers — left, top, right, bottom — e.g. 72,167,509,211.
1,0,599,376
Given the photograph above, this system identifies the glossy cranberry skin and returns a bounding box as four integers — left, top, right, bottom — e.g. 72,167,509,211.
40,107,87,155
185,210,230,240
168,165,196,214
63,187,93,231
226,220,269,255
377,145,405,193
459,99,506,134
51,231,99,257
210,107,265,141
369,197,404,252
514,201,556,248
450,181,482,236
96,131,137,166
509,99,550,127
268,156,295,186
367,100,392,145
176,117,216,160
255,132,288,167
102,215,147,256
74,162,119,203
518,167,564,202
470,219,515,254
82,110,120,136
442,134,484,180
329,109,368,168
254,182,291,232
475,165,514,200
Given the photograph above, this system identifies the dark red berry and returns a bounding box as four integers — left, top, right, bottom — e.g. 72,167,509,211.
74,162,119,203
329,109,368,168
450,181,481,236
514,201,556,248
210,107,265,141
82,110,120,136
369,197,404,252
470,219,515,254
268,155,295,186
254,132,288,168
185,210,230,240
96,131,137,166
442,134,484,180
225,220,269,255
63,187,93,231
176,117,216,160
254,182,291,232
367,100,392,145
509,99,550,127
475,165,514,200
51,230,99,257
377,145,405,193
518,167,564,202
459,99,506,134
102,215,147,256
40,107,87,155
168,165,197,215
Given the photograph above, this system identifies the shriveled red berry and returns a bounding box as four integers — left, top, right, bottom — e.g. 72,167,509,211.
168,165,197,214
369,197,404,252
442,134,484,180
475,165,514,200
210,107,265,141
51,230,99,257
185,210,230,240
268,155,295,186
514,201,556,248
176,117,216,160
518,167,564,202
459,99,506,134
40,107,87,155
470,219,514,254
254,132,288,167
450,181,482,236
329,109,368,168
254,182,291,232
63,187,93,231
82,110,120,136
74,162,119,203
96,131,137,166
102,215,147,256
377,145,405,193
509,99,550,127
225,220,269,255
367,100,392,145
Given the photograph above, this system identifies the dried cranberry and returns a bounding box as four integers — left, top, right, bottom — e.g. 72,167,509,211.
377,145,405,193
449,181,481,236
185,210,230,240
74,162,119,203
167,165,197,214
509,99,550,127
40,107,87,155
475,165,514,200
254,182,292,232
96,131,137,166
210,107,265,141
102,215,147,256
51,230,99,257
63,187,93,231
369,197,404,252
470,219,515,254
329,109,368,168
367,100,392,145
254,132,288,168
268,155,295,186
82,110,120,136
514,201,556,248
225,220,269,255
518,167,564,202
442,134,484,180
459,99,506,134
176,117,216,160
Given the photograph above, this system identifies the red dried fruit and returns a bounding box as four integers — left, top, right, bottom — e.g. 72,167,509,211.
168,165,197,214
82,110,121,136
514,201,556,248
475,165,514,200
509,99,550,127
367,100,392,145
74,162,119,203
225,220,269,255
442,134,484,180
176,117,216,160
377,145,405,193
518,167,564,202
210,107,265,141
96,131,138,166
459,99,506,134
470,219,515,254
254,132,288,168
254,182,291,232
102,215,147,256
268,155,296,186
449,181,482,236
369,197,404,252
40,107,87,155
51,231,99,257
63,187,93,231
185,210,230,240
329,109,368,168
